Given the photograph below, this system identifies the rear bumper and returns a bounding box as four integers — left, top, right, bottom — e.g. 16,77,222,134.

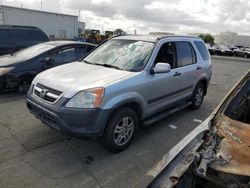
26,94,111,137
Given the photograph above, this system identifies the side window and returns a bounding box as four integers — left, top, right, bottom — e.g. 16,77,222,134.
29,30,48,42
75,46,87,60
176,41,196,67
194,41,209,60
0,29,8,43
51,48,76,65
154,42,177,69
87,45,95,53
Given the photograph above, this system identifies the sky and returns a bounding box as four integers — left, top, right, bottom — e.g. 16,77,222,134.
1,0,250,35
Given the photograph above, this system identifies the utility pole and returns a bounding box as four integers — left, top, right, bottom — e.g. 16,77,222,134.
78,9,81,22
40,0,43,10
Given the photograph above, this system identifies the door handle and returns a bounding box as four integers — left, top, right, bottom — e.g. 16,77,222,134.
174,72,181,77
196,66,202,70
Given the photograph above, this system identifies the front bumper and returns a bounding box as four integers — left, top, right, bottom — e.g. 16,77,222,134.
26,93,111,137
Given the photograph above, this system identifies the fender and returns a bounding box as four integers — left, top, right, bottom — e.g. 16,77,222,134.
194,72,209,94
101,91,147,119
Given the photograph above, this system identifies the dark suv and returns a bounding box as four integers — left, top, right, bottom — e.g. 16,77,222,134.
0,25,49,56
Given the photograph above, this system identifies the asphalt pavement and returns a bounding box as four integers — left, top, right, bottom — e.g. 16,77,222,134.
0,56,249,188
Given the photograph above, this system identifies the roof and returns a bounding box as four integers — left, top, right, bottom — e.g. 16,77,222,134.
114,35,201,42
45,41,96,47
1,5,77,18
0,25,40,29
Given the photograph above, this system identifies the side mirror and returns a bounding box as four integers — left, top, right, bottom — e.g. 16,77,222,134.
44,57,51,63
151,63,171,74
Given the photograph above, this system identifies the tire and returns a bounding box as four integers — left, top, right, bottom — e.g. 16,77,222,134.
189,83,205,110
244,53,248,58
102,107,138,153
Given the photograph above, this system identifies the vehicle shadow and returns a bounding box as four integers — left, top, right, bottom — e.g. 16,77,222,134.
0,93,214,187
16,104,213,187
0,92,26,104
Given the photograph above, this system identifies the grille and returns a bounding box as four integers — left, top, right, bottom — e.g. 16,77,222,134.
33,83,62,103
27,102,59,129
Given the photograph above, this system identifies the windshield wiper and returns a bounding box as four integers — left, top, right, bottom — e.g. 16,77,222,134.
82,60,91,64
83,60,123,70
92,62,122,70
102,63,122,70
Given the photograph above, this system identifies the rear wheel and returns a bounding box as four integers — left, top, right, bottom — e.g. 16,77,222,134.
189,83,205,110
102,107,138,153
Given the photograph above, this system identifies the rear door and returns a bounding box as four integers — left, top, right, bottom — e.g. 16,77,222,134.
175,41,198,100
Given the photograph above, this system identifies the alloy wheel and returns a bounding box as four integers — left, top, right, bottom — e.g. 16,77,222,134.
113,116,134,146
195,88,204,106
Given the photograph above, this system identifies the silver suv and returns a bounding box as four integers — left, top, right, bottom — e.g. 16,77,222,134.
27,35,212,152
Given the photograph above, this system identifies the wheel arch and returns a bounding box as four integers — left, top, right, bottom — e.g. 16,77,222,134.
194,78,208,95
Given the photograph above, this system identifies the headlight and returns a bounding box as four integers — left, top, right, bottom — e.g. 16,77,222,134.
0,67,13,76
65,87,105,108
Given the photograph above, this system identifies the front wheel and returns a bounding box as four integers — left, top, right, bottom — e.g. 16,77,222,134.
189,83,205,110
102,107,138,153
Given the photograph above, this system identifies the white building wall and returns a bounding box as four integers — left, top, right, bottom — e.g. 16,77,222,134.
0,6,4,24
214,32,250,46
2,6,79,39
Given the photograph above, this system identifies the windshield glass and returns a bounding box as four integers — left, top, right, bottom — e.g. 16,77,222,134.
84,39,155,72
13,43,56,59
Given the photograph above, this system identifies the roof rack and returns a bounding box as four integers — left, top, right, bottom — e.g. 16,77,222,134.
156,35,200,41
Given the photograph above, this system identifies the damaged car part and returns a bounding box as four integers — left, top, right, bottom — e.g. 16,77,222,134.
148,69,250,188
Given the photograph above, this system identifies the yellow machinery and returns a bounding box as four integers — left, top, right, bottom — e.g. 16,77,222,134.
84,30,114,44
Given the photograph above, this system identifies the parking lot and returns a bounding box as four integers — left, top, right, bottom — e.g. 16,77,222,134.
0,56,249,188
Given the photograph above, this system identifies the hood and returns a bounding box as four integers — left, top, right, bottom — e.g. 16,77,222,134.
33,61,135,98
0,54,28,67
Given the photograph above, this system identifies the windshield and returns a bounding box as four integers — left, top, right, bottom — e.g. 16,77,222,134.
12,43,56,59
84,39,155,72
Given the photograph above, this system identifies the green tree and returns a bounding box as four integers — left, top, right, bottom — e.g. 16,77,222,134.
198,34,214,44
114,28,126,36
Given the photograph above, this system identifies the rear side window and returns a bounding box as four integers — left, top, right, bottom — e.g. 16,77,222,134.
29,30,49,42
16,29,48,42
75,46,87,60
51,48,76,65
87,45,95,53
176,41,196,67
194,41,209,60
0,29,15,45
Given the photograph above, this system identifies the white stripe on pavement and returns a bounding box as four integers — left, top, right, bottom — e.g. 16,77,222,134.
168,124,178,129
193,119,203,123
